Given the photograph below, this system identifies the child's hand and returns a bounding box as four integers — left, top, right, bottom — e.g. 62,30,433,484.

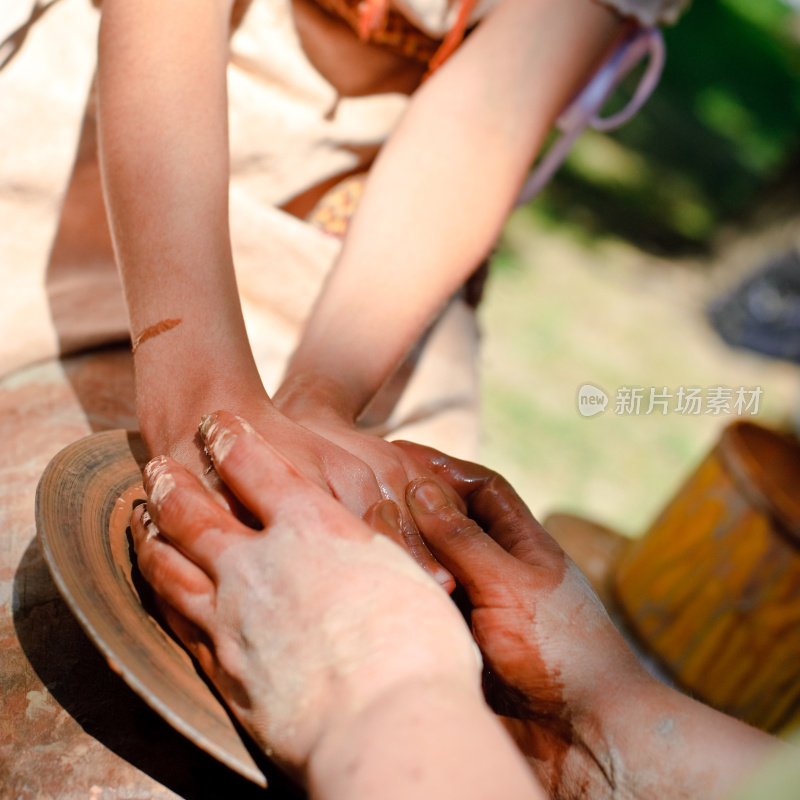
273,377,462,591
140,392,376,516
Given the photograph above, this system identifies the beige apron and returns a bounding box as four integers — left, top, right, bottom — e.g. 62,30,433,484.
0,0,482,455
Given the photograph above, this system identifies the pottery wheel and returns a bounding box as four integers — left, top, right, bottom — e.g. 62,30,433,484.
35,430,266,787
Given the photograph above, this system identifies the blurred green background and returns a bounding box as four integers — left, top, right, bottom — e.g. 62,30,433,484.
479,0,800,536
530,0,800,254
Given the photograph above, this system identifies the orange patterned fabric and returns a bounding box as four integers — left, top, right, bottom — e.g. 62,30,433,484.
314,0,438,62
306,173,367,238
312,0,476,71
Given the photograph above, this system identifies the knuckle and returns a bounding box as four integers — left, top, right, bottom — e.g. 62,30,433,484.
377,463,411,503
435,508,482,543
349,457,382,495
134,541,163,584
484,472,514,499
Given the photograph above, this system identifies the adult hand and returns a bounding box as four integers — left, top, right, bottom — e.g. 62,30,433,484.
397,442,651,799
131,411,483,781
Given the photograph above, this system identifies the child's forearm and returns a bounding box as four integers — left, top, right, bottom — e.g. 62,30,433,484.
281,0,624,420
97,0,264,448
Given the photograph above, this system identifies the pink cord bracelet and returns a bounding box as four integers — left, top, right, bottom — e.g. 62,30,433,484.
517,25,666,205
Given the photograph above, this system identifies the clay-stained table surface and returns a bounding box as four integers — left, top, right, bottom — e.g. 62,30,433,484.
0,349,300,799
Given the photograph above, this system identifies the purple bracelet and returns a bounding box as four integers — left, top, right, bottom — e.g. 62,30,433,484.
516,25,665,205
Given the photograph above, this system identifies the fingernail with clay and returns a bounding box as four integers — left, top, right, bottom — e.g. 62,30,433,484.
199,414,239,463
144,455,176,506
140,507,160,541
198,413,216,441
409,480,451,513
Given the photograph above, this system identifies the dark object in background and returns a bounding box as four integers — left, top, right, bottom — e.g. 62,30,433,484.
708,250,800,364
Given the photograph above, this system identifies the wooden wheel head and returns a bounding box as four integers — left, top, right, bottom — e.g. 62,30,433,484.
35,430,267,787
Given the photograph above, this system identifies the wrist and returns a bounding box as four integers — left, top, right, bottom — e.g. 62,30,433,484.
134,335,271,455
551,672,769,800
307,678,533,799
592,678,778,800
521,671,661,800
274,370,362,426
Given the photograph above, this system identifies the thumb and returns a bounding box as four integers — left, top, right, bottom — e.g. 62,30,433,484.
363,498,456,593
406,478,520,607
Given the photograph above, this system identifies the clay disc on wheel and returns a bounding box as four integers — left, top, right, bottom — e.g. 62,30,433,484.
35,429,266,787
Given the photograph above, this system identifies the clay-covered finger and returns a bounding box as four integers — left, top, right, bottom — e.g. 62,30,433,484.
156,601,216,676
390,443,467,513
198,410,323,522
130,504,217,626
397,510,455,592
406,478,520,604
397,442,560,565
363,499,455,592
394,440,496,498
467,474,563,565
143,455,252,575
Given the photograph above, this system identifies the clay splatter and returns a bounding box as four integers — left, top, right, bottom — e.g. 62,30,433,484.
131,318,182,353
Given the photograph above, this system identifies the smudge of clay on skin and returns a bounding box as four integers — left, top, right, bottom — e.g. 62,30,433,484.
217,526,482,748
234,415,257,435
518,559,633,796
131,318,182,353
489,559,613,794
205,420,238,463
492,643,586,800
655,717,675,737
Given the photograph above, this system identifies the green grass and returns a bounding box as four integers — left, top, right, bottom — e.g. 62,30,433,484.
477,212,800,536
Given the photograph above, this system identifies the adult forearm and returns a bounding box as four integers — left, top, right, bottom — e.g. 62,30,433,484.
97,0,263,445
625,684,779,800
282,0,624,419
307,680,544,800
562,678,781,800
